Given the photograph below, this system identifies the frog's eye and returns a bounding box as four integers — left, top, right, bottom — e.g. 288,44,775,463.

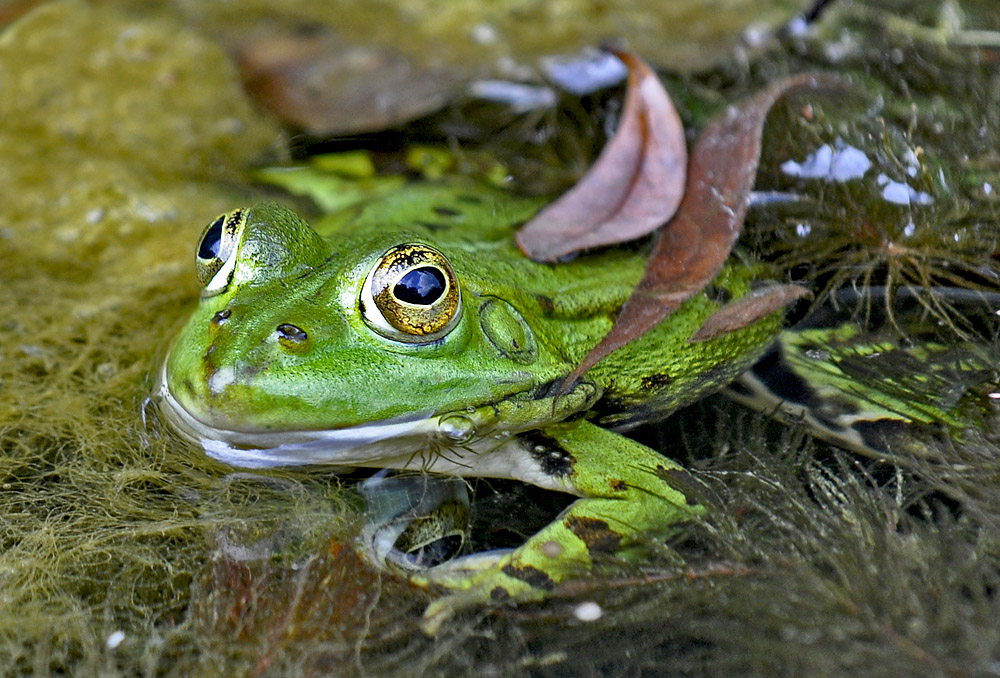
196,209,247,295
361,244,461,343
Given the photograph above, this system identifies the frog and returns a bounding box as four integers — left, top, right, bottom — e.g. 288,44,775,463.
158,180,791,633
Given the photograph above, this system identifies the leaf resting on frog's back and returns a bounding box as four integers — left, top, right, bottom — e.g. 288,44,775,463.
566,73,847,386
690,284,811,343
515,50,687,262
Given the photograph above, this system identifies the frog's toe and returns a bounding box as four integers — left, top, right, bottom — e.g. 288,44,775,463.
420,593,463,636
418,563,547,636
420,588,479,636
410,548,515,590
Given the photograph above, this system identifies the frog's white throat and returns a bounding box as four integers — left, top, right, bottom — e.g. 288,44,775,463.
155,363,561,488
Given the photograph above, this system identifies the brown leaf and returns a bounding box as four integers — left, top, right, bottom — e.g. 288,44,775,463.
0,0,41,29
564,74,846,387
233,27,462,136
515,50,687,261
689,284,811,343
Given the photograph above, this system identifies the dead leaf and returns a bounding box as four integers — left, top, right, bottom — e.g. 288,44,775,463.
689,284,811,343
564,73,846,387
233,26,462,136
515,49,687,261
0,0,41,29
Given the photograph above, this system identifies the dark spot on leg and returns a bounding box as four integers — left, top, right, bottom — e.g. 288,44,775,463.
433,205,462,217
501,563,555,591
640,373,672,390
277,323,310,352
851,418,910,457
521,431,575,477
490,586,511,602
536,295,555,314
531,379,564,399
656,466,700,506
565,516,621,554
610,479,628,492
749,347,817,408
276,323,307,343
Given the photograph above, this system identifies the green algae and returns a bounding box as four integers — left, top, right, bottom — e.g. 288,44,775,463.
1,0,999,675
0,1,321,672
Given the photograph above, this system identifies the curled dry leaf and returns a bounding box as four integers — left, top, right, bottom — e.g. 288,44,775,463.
515,50,687,261
564,73,846,388
689,284,811,343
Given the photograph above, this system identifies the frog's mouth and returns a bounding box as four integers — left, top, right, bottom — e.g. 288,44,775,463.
156,363,445,470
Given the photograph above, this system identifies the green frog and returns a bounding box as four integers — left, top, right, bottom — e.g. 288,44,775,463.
158,179,792,631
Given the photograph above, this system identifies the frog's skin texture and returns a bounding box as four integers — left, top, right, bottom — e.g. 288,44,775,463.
160,185,786,631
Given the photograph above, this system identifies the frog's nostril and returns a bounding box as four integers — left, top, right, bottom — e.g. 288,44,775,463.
277,323,307,341
211,309,232,327
276,323,310,351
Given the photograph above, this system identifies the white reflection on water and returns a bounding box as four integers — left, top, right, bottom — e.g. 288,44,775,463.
877,173,934,205
781,139,871,182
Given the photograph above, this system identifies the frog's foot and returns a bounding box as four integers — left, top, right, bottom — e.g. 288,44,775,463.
413,502,617,635
416,420,704,635
416,552,550,636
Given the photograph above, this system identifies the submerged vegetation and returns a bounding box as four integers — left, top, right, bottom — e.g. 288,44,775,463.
746,0,1000,336
0,0,998,675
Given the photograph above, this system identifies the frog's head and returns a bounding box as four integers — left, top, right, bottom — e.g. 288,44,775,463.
160,202,573,467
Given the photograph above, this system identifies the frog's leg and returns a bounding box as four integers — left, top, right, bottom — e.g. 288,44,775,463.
725,321,994,460
417,419,703,634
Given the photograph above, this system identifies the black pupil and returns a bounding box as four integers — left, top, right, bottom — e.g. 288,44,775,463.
198,216,224,260
394,267,446,305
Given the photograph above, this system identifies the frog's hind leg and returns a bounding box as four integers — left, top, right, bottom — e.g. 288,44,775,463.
417,419,703,634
